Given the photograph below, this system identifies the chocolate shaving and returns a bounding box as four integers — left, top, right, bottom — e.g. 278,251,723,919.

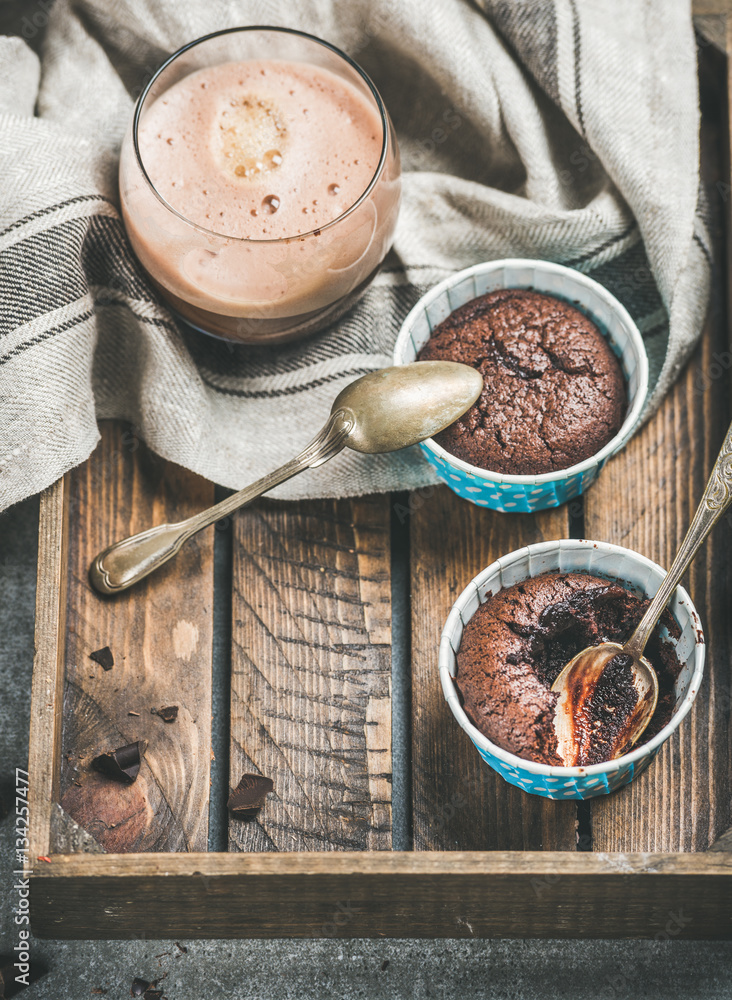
93,741,147,784
152,706,178,723
130,977,164,999
91,990,108,996
227,773,274,819
89,646,114,671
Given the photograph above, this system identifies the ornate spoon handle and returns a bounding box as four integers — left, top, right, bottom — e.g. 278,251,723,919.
89,410,353,595
624,418,732,659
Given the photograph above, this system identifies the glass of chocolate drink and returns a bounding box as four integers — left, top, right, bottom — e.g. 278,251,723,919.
119,27,401,344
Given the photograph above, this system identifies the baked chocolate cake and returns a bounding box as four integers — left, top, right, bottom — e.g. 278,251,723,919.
455,572,681,766
417,289,627,476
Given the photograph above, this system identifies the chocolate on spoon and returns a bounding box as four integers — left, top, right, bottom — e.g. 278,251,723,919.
552,418,732,766
89,362,483,594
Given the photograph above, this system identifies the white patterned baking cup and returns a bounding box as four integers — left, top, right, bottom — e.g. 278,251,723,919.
393,259,650,513
440,539,705,800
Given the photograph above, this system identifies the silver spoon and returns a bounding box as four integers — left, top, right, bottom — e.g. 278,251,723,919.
551,417,732,767
89,361,483,595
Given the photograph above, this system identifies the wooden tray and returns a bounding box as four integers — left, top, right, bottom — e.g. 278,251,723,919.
27,31,732,939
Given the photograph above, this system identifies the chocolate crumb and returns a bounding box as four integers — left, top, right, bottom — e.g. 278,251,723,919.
381,960,390,971
89,646,114,671
175,942,188,954
153,706,179,723
227,773,274,819
91,990,108,996
93,741,147,784
130,979,149,998
128,712,140,717
143,990,163,1000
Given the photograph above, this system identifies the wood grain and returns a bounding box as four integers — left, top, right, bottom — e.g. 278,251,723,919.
230,496,392,852
582,55,732,852
693,0,732,16
410,487,577,851
59,422,214,853
28,851,732,939
583,348,731,851
27,478,69,861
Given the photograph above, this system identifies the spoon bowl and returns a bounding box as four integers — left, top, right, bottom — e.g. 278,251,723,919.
550,413,732,769
334,362,484,454
551,642,659,767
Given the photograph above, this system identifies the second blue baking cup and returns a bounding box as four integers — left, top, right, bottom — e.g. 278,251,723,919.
440,540,705,800
392,259,650,513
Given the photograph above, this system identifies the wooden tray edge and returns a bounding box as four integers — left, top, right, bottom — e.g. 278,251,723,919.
28,476,69,861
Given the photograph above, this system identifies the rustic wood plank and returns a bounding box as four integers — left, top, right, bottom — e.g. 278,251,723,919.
693,0,732,16
582,45,732,853
230,496,392,851
410,487,577,851
27,478,69,861
58,421,215,853
29,850,732,939
583,345,731,852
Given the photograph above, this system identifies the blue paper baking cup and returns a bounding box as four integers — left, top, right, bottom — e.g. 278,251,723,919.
440,539,705,800
393,259,649,513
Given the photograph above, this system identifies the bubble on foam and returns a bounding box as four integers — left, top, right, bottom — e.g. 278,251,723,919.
328,184,340,196
262,195,280,214
216,96,287,181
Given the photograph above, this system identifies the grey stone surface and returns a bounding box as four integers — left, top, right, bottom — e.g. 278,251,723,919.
1,494,731,999
18,938,732,1000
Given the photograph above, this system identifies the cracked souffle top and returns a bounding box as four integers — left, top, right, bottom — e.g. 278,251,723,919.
455,572,681,766
417,289,627,476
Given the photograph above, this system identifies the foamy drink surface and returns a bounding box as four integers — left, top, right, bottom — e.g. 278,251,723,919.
138,59,383,240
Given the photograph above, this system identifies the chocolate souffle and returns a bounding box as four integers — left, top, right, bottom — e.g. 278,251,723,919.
456,572,682,766
417,289,627,476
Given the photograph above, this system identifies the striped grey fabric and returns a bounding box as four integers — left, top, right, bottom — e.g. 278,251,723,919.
0,0,709,510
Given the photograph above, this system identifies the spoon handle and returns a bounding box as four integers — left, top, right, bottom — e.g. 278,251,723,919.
89,409,353,595
624,417,732,659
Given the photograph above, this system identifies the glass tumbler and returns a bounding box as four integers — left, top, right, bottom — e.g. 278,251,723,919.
119,27,401,344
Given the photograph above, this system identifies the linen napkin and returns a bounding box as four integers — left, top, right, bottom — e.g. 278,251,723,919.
0,0,710,509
